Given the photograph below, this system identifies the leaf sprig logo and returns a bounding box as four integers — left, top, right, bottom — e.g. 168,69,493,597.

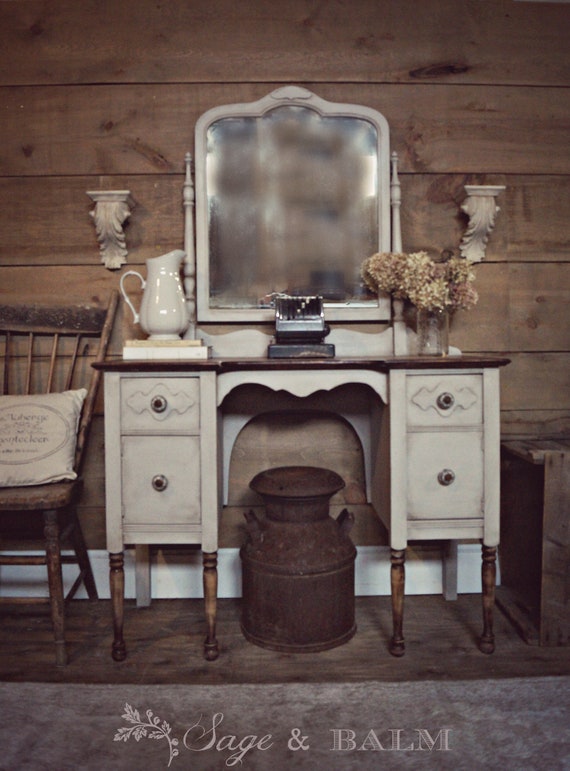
114,703,179,767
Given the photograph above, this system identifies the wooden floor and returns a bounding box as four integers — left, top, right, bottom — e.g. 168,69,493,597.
0,593,568,684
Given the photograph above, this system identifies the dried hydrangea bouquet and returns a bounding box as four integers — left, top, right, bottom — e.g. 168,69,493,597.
361,250,478,355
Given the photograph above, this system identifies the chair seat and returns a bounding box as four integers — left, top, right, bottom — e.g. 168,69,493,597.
0,480,78,511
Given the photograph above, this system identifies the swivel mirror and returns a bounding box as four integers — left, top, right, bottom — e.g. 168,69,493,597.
187,86,400,325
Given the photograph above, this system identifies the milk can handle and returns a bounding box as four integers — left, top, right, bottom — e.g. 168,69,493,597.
243,510,263,543
336,508,355,535
119,270,145,323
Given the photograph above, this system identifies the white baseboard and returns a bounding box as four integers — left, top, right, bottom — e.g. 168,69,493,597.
0,544,496,599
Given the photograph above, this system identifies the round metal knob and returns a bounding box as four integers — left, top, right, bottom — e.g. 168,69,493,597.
151,474,168,492
437,469,456,486
150,394,167,413
436,392,455,410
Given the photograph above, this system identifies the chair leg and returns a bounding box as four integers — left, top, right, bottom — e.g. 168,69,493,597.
68,508,98,600
43,509,68,666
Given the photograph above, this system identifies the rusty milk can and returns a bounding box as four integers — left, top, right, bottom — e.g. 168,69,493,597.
240,465,356,652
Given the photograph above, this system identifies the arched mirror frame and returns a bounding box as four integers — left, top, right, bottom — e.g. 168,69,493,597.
186,86,402,330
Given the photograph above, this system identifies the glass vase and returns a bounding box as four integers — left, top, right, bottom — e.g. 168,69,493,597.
416,308,449,356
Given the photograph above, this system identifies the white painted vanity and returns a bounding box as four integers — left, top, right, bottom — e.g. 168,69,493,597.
96,87,508,661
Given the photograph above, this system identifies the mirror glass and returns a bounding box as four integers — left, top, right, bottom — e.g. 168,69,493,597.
204,105,381,313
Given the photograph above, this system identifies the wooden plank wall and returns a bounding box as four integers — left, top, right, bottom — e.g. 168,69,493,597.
0,0,569,548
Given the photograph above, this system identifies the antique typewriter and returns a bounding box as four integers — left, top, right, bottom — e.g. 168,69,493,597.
268,295,335,358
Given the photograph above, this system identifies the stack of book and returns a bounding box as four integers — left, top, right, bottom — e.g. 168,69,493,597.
122,339,211,360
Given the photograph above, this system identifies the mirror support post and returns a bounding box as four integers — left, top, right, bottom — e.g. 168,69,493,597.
390,152,407,355
183,152,197,339
390,152,402,253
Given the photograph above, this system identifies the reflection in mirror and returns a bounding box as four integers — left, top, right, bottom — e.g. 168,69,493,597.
206,105,380,311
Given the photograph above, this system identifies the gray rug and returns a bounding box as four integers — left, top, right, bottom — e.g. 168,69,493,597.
0,678,568,770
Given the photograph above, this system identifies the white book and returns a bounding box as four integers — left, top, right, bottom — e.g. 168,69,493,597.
122,339,211,360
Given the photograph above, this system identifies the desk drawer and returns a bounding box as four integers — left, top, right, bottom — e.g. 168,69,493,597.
121,377,200,433
406,374,482,428
122,436,201,525
407,431,483,520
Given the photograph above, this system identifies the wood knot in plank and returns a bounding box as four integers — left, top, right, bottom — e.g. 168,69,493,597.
29,20,45,37
125,137,172,171
409,62,470,79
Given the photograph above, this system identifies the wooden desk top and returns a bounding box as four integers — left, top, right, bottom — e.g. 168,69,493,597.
94,354,510,373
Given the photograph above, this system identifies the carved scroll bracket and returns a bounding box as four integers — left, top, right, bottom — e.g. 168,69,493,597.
459,185,505,262
87,190,135,270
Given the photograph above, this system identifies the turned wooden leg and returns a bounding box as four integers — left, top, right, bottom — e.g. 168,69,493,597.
479,544,497,654
44,509,68,667
389,547,406,657
203,551,219,661
109,552,127,661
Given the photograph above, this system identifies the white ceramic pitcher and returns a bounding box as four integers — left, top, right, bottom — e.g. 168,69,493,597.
120,249,189,339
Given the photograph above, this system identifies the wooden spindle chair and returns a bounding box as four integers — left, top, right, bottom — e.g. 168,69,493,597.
0,292,118,665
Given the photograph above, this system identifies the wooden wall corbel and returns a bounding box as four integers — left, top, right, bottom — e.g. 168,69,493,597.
459,185,505,262
87,190,135,270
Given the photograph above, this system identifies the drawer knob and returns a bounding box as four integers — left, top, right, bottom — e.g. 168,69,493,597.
151,474,169,492
436,392,455,410
150,394,167,413
438,469,456,486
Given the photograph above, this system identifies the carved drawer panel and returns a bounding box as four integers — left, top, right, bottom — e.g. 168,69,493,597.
122,436,201,525
406,374,483,428
407,432,484,520
120,377,200,433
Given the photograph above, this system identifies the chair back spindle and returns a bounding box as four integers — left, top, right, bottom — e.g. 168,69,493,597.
65,335,81,393
2,331,10,396
46,333,59,393
25,332,34,395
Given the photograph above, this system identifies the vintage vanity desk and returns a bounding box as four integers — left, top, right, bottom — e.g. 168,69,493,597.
96,87,508,661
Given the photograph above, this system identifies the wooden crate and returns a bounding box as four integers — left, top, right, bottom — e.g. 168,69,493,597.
498,439,570,646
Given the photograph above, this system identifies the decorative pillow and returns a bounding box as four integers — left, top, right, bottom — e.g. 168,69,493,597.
0,389,87,487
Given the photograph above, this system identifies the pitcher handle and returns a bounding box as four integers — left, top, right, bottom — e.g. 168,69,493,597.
119,271,145,324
